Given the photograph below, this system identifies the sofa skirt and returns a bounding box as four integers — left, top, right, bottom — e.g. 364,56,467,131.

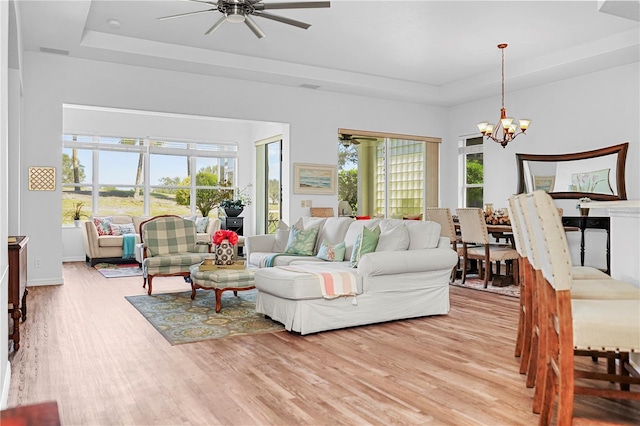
256,284,450,335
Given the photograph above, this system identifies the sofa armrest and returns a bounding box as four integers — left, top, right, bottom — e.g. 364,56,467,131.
357,248,458,277
245,234,277,258
206,218,221,235
437,236,451,249
81,220,100,258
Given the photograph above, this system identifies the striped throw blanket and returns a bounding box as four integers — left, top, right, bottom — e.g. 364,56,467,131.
280,264,358,300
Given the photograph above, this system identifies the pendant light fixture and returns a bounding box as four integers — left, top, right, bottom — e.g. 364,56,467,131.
477,43,531,148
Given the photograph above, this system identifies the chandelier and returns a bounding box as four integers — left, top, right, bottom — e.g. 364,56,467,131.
477,43,530,148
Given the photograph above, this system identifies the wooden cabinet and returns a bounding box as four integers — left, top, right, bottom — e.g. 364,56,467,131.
8,235,29,351
221,217,244,256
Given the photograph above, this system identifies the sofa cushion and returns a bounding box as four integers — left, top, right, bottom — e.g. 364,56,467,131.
273,220,290,253
376,222,410,252
132,216,152,233
343,219,381,261
314,217,353,253
350,225,381,267
97,235,124,248
404,220,442,250
255,263,363,300
316,240,346,262
195,217,210,233
284,226,320,256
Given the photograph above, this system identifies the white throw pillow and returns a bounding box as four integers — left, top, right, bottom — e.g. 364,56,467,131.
273,220,290,253
375,223,410,252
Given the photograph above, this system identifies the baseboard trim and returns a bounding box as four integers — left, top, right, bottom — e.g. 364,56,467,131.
1,361,11,409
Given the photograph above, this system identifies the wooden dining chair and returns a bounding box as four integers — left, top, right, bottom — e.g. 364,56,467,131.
527,191,640,425
426,207,461,283
456,208,519,288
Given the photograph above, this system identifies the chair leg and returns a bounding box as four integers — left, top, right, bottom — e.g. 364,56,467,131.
147,276,153,295
461,245,468,284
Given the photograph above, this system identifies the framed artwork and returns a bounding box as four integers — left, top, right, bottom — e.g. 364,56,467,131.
533,175,555,192
293,163,337,194
28,166,56,191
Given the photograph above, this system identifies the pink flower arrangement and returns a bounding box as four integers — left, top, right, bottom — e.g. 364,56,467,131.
212,229,239,246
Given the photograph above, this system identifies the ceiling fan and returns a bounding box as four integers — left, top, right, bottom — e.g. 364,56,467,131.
338,134,377,147
158,0,331,39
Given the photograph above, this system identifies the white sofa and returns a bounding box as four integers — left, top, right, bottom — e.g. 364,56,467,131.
246,217,459,334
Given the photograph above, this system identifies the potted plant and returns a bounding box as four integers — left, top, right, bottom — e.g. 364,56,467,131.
219,184,252,217
67,201,88,227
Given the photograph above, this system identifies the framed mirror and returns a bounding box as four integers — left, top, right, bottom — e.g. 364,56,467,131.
516,142,628,201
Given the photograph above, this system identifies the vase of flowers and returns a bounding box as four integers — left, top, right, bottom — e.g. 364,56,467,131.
212,229,239,265
577,197,591,217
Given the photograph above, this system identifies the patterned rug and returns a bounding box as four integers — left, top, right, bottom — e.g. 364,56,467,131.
94,263,143,278
125,289,284,345
451,276,520,298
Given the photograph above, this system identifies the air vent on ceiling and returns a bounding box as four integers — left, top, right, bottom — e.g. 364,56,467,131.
300,83,321,90
40,47,69,56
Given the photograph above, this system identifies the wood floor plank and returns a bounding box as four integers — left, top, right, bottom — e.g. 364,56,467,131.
6,262,640,425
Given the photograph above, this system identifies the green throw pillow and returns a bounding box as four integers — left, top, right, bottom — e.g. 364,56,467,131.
316,240,346,262
350,226,381,267
284,226,319,256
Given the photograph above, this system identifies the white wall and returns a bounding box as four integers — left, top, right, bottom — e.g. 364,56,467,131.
444,62,640,270
0,0,10,410
444,62,639,209
21,51,447,284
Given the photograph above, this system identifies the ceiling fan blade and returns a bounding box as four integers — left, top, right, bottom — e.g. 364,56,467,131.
253,11,310,29
244,16,266,39
158,9,215,20
187,0,218,5
257,2,330,10
205,15,227,35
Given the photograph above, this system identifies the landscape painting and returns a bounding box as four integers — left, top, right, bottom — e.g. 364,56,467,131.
294,163,337,194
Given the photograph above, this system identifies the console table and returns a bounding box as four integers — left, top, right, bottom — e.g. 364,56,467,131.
8,235,29,351
561,216,610,275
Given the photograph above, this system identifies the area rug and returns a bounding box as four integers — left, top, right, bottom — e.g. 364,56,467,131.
451,276,520,298
125,289,284,345
94,263,143,278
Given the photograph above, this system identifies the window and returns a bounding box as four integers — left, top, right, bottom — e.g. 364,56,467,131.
459,136,484,208
62,134,237,225
337,130,440,218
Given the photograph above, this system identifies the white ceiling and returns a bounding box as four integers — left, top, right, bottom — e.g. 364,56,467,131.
12,0,640,106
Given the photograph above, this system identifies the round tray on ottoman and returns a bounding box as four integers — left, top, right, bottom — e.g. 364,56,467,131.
189,264,256,313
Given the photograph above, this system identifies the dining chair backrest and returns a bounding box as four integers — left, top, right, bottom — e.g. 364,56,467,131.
515,194,543,272
455,208,489,245
506,196,526,257
426,208,457,243
530,191,574,291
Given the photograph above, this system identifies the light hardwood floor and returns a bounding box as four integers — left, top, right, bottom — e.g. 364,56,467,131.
7,262,640,425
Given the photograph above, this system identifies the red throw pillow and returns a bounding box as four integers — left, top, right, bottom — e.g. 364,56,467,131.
355,216,370,220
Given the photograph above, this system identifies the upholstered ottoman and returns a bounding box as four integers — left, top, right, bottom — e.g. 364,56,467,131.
189,265,255,313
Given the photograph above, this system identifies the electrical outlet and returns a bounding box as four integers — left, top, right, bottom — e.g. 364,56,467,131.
307,200,313,207
301,200,306,207
35,257,42,268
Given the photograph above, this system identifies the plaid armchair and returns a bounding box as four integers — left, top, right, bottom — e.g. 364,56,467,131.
140,215,211,295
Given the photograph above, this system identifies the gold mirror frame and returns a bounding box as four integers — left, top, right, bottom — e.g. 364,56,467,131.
516,142,628,201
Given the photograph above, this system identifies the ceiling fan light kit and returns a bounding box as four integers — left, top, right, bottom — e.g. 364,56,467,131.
477,43,531,148
159,0,331,39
